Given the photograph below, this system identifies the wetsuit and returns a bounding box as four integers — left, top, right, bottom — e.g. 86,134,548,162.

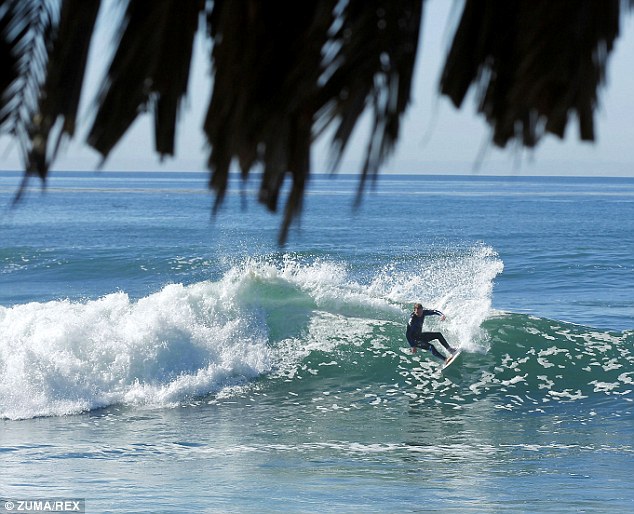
406,309,453,360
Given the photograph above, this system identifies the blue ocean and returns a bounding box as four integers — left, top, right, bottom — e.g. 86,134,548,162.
1,170,633,513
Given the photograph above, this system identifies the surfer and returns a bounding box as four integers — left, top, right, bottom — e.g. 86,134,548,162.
406,303,456,363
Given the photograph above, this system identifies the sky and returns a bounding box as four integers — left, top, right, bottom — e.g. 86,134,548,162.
1,0,634,177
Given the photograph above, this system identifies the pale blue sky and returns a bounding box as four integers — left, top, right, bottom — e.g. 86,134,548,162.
2,0,633,177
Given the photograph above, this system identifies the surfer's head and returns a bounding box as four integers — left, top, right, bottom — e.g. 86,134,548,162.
413,303,423,314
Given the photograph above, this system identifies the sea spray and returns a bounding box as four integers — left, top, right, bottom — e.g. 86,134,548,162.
371,244,503,349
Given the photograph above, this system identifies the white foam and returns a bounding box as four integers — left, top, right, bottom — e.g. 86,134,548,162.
0,282,272,420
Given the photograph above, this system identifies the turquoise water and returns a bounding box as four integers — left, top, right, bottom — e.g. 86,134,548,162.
1,171,633,512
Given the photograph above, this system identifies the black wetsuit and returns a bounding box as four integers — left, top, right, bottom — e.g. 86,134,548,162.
406,309,453,360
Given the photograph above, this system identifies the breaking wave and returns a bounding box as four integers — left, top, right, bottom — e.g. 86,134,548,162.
2,246,630,420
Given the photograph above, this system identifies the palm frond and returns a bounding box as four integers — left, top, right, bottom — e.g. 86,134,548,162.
440,0,621,148
1,1,631,244
205,0,336,244
27,0,100,176
88,0,203,160
205,0,421,243
319,0,422,200
0,0,57,176
0,3,19,121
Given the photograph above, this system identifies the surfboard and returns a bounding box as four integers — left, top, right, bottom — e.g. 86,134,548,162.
441,350,462,370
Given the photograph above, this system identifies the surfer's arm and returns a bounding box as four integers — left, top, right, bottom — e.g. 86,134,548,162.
407,327,418,353
423,309,446,321
405,322,416,347
405,314,420,348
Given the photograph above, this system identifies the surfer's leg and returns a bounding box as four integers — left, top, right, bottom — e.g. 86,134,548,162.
427,344,446,361
432,332,450,349
418,335,445,361
422,332,455,358
429,332,456,354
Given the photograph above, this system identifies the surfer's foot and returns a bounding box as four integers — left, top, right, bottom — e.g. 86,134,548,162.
449,347,457,355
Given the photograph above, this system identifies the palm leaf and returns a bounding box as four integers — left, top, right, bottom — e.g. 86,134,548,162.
440,0,621,148
88,0,203,160
205,0,336,244
319,0,422,200
205,0,421,243
27,0,100,176
0,0,56,176
0,2,19,121
1,1,632,243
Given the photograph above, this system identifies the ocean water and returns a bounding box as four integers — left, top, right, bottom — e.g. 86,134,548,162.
0,170,633,513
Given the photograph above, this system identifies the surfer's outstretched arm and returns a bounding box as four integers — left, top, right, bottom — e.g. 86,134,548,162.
422,309,446,321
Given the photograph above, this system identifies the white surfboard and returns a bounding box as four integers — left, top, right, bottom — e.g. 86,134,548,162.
441,350,462,370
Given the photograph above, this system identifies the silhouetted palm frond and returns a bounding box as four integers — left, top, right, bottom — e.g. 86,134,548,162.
0,0,631,242
0,3,19,122
205,0,337,244
440,0,621,148
204,0,423,243
0,0,57,177
29,0,100,175
88,0,202,161
318,0,422,202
